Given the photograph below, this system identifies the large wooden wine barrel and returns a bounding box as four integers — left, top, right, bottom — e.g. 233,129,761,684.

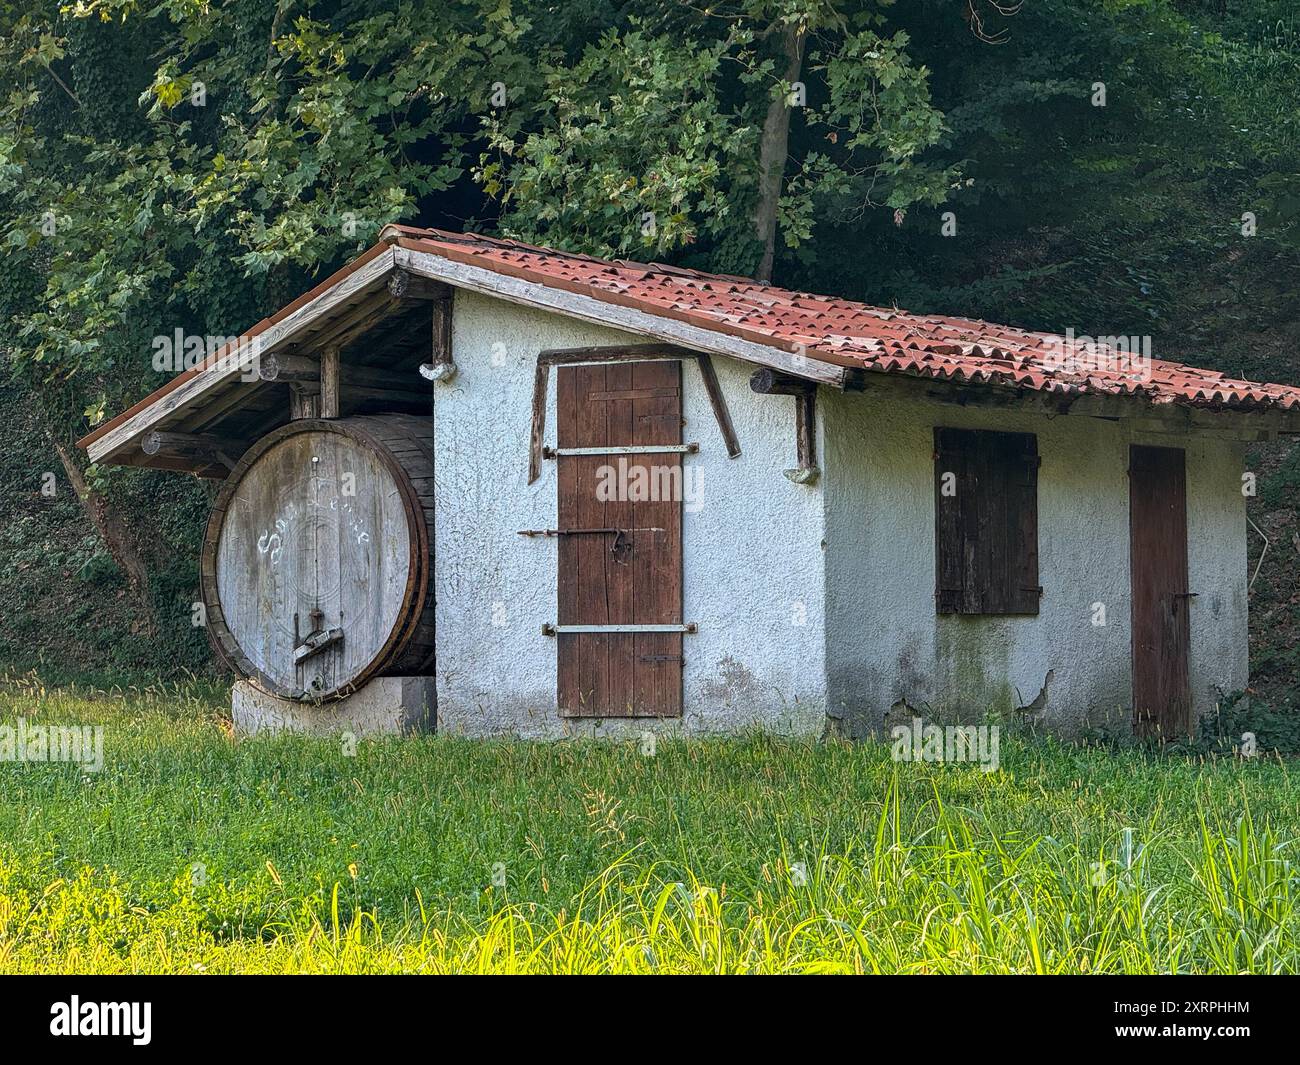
201,415,435,701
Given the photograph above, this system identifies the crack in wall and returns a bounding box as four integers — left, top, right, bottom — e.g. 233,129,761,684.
1014,669,1053,720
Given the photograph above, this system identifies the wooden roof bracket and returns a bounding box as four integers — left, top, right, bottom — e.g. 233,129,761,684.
418,292,455,384
527,344,742,485
749,369,819,484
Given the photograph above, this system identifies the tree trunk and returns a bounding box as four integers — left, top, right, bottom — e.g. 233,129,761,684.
51,438,158,636
754,24,806,283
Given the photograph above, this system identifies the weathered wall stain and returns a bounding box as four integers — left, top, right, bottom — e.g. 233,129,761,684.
820,383,1248,738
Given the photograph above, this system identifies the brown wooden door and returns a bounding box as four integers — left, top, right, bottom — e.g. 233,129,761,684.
556,360,684,717
1129,445,1192,738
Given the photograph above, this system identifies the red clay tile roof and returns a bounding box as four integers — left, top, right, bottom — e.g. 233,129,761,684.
392,224,1300,414
79,225,1300,455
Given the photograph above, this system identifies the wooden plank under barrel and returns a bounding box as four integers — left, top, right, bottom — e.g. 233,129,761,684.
200,414,435,701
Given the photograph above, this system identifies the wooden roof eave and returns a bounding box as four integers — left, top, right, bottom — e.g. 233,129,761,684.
79,245,399,468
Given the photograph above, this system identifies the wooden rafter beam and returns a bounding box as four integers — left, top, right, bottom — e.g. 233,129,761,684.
750,367,816,397
304,294,405,354
387,267,450,300
141,430,246,471
344,384,428,405
258,353,318,383
538,344,698,367
171,376,261,437
259,352,424,393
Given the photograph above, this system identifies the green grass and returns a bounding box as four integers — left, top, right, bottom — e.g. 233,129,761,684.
1,676,1299,973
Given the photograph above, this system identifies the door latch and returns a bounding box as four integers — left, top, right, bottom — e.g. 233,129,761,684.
294,625,344,663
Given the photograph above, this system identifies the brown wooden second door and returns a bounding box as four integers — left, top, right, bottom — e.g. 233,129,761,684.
1128,445,1192,738
556,360,684,718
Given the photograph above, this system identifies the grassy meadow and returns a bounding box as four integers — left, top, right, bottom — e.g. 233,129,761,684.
1,676,1298,974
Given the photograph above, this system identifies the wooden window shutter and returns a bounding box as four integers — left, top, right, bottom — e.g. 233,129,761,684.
934,427,1039,615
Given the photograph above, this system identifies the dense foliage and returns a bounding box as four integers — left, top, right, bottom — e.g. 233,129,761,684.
0,0,1297,685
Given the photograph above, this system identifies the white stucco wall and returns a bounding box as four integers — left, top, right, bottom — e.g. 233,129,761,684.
432,290,828,737
821,382,1249,736
430,288,1248,739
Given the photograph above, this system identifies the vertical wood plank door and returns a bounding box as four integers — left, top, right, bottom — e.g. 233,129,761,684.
1128,445,1192,738
556,360,684,718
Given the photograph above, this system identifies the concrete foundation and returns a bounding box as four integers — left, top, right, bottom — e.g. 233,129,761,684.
232,676,435,737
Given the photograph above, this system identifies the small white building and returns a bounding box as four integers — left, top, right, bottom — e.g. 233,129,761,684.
80,226,1300,740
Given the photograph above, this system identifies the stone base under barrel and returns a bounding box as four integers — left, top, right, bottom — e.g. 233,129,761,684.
232,675,435,736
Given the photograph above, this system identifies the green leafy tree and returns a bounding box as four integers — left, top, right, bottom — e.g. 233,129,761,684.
480,2,957,281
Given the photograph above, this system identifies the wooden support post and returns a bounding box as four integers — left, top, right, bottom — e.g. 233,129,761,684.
694,354,741,458
787,389,819,484
419,296,456,382
528,356,549,485
750,369,818,483
290,384,319,420
320,344,340,418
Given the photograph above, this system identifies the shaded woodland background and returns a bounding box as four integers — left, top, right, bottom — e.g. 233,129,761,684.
1,0,1297,728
